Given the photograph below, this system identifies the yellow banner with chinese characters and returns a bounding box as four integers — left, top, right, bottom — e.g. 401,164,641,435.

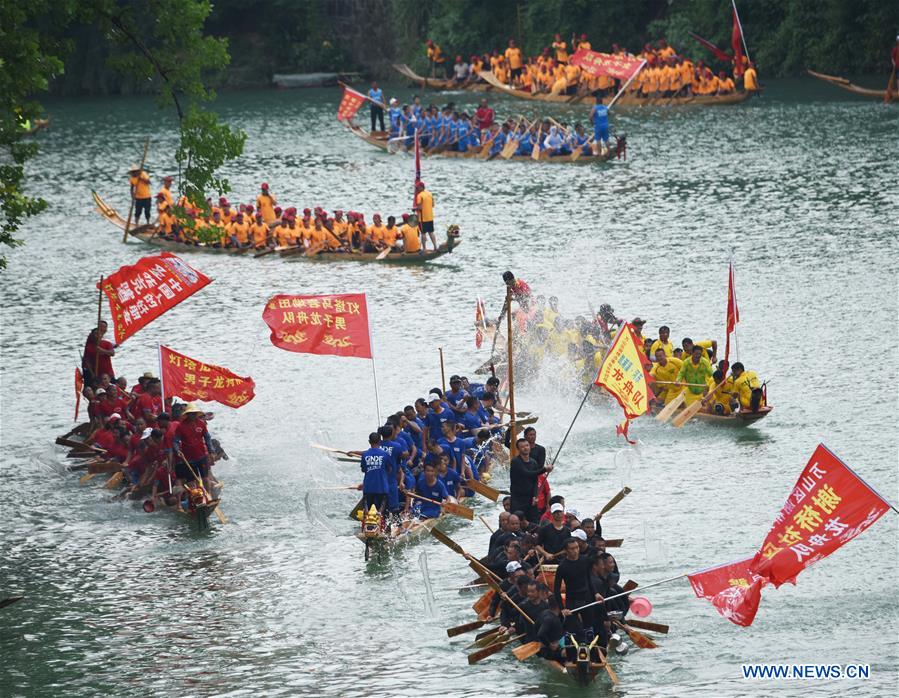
595,323,654,419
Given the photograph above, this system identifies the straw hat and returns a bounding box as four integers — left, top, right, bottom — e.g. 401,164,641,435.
128,164,141,172
181,402,203,415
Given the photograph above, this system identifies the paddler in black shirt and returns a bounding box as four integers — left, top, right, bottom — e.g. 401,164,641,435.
523,426,546,466
554,537,599,640
509,437,553,521
537,596,565,661
536,502,571,560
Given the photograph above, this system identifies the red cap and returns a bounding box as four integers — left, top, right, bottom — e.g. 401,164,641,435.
373,213,382,219
218,196,228,205
156,193,165,199
255,212,263,218
415,180,425,190
245,205,254,213
274,206,282,215
581,33,587,39
163,175,173,182
303,208,311,215
261,182,269,190
334,209,343,216
402,213,410,221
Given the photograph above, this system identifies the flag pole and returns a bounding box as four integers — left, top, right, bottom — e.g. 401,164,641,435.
157,343,165,405
505,287,517,458
731,259,740,362
551,382,595,466
94,276,104,379
366,310,381,424
439,347,446,393
732,0,751,63
608,59,646,109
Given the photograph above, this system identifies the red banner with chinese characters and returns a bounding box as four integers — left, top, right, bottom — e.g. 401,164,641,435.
595,323,654,419
570,50,644,80
159,345,255,409
99,253,212,344
262,293,372,359
750,444,891,587
688,556,767,627
336,86,367,122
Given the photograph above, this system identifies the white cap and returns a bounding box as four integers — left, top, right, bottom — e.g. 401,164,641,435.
389,97,398,105
140,427,153,440
96,388,106,395
505,561,522,573
550,503,564,513
107,413,122,421
427,391,442,403
571,529,587,541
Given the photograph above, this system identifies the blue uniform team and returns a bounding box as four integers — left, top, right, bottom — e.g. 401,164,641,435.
359,375,506,523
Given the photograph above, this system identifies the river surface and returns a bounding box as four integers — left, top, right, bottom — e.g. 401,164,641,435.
1,78,897,697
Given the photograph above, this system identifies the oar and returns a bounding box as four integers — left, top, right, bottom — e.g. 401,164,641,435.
79,472,100,485
597,646,620,685
0,596,24,610
477,514,495,533
375,246,392,260
626,619,669,634
597,486,631,518
430,527,467,556
467,633,525,664
671,379,727,428
603,538,623,548
312,485,360,492
463,478,500,502
655,391,685,423
622,579,638,592
613,620,657,649
466,627,503,649
512,641,541,660
123,138,150,243
653,380,710,388
103,471,124,489
447,618,489,637
305,242,326,257
311,443,364,458
406,491,473,520
569,573,688,614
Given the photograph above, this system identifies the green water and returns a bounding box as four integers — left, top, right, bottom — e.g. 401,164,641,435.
1,78,897,697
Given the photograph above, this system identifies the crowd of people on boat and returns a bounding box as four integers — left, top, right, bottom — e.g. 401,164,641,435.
358,375,518,521
424,35,759,98
496,273,766,415
79,321,223,512
130,167,443,254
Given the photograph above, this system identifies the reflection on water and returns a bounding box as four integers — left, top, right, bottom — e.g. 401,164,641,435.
1,79,897,696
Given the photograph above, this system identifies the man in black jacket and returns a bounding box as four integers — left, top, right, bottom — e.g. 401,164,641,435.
509,437,553,521
523,427,546,466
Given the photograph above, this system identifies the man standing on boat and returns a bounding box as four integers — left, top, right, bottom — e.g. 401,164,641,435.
128,164,152,225
509,437,552,522
367,81,385,132
256,183,277,224
474,99,494,130
360,431,390,515
413,181,435,251
83,320,116,384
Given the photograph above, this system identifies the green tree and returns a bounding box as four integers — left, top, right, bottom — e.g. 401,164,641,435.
0,0,246,268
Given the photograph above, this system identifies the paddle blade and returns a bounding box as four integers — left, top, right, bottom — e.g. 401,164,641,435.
464,478,500,502
214,506,227,525
655,392,685,423
626,619,669,634
512,641,542,661
79,472,97,485
617,621,657,649
603,538,623,548
430,527,465,556
103,471,124,489
622,579,639,592
598,486,632,517
444,501,474,520
474,626,500,642
447,619,486,637
375,247,391,260
599,649,620,684
472,588,496,616
671,399,703,428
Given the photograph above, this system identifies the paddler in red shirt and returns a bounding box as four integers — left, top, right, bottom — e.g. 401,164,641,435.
173,403,214,490
82,320,116,382
136,378,163,424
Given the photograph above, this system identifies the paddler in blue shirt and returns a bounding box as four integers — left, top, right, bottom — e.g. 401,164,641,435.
378,425,407,513
445,375,469,415
516,124,534,156
360,432,390,514
388,98,402,138
436,454,462,499
590,103,610,154
456,114,471,152
423,390,456,445
409,462,451,519
436,421,476,474
488,122,510,158
570,123,591,154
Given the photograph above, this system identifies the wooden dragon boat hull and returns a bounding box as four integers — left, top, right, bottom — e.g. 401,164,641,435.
478,70,752,107
807,69,898,101
93,191,461,264
346,124,615,164
692,405,773,426
393,64,492,92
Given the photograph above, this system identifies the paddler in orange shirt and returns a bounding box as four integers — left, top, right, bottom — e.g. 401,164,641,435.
228,211,250,248
717,70,735,94
250,212,269,249
272,216,293,248
400,213,422,254
552,34,569,63
157,175,174,212
383,216,400,250
128,164,152,224
256,183,277,224
366,214,387,252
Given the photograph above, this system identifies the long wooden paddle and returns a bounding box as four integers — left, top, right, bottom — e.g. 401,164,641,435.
311,443,364,458
598,646,620,685
626,619,669,634
0,596,24,610
598,486,631,518
79,472,100,485
622,579,638,592
672,379,726,428
430,527,468,557
375,246,392,260
447,618,489,637
467,627,503,648
468,557,534,625
512,641,542,660
614,620,657,649
406,491,473,520
123,138,150,243
467,633,524,664
463,478,500,502
655,391,685,423
103,471,124,489
603,538,623,548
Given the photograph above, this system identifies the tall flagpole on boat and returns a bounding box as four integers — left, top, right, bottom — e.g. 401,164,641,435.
94,276,104,378
505,285,517,458
157,343,165,405
366,294,381,424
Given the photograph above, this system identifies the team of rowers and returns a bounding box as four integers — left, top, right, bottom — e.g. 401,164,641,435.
357,375,516,521
130,168,439,253
426,35,759,97
500,276,766,415
79,321,223,511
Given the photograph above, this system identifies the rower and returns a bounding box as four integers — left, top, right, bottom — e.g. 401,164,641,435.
400,213,423,254
709,370,735,415
250,212,269,249
128,164,152,224
731,362,765,412
82,320,115,385
379,424,409,515
555,538,599,642
681,336,717,363
436,454,462,499
743,62,759,92
173,402,215,492
649,325,673,358
413,181,436,251
510,437,552,522
649,348,683,407
410,461,451,519
537,502,571,560
256,183,277,224
360,431,390,516
157,175,174,209
677,344,714,406
423,390,455,446
537,596,566,661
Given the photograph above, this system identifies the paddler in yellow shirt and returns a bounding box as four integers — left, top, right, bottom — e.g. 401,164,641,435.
250,212,269,249
742,62,759,92
681,337,717,363
366,214,387,252
228,211,250,248
128,164,152,224
649,325,674,359
401,214,422,253
676,345,713,405
709,369,736,415
650,349,684,407
157,175,174,211
383,216,400,250
731,362,765,412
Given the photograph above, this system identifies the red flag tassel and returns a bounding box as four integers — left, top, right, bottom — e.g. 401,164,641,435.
616,418,637,445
